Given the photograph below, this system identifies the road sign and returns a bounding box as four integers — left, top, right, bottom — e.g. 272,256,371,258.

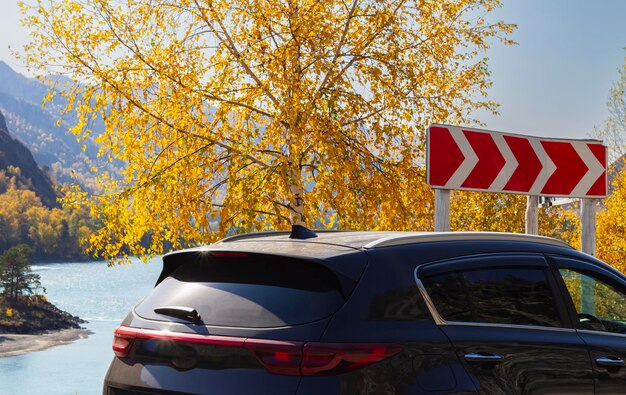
427,124,607,198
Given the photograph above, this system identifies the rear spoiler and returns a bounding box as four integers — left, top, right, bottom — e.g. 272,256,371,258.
155,250,367,299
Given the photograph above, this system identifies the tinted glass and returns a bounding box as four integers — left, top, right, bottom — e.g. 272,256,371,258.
463,268,561,327
559,269,626,334
424,268,561,327
135,254,346,327
421,273,473,321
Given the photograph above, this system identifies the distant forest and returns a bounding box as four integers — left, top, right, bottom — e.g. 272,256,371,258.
0,169,97,261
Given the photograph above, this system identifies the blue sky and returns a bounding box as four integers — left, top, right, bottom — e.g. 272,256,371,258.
1,0,625,140
478,0,626,139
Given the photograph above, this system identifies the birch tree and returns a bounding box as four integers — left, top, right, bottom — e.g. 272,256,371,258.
21,0,514,261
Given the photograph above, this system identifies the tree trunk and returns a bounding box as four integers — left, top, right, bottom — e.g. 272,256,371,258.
287,168,306,227
284,113,306,227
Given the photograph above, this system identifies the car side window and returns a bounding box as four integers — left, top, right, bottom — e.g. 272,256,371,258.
423,267,562,328
421,272,473,322
558,268,626,334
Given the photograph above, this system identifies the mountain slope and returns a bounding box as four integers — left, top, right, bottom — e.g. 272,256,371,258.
0,61,111,190
0,110,58,207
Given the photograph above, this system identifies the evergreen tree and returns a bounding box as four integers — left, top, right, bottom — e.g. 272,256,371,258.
0,244,43,302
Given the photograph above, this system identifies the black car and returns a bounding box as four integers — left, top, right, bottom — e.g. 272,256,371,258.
104,228,626,394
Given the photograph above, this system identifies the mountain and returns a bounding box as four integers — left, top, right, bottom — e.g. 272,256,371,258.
0,110,58,207
0,62,51,106
0,61,112,190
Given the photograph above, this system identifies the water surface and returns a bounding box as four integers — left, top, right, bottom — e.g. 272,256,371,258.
0,259,161,395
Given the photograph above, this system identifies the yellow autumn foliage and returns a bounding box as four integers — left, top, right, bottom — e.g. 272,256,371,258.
0,171,95,259
450,191,580,248
20,0,514,262
597,168,626,273
595,54,626,274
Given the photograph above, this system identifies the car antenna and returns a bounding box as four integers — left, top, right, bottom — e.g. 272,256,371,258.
289,224,318,239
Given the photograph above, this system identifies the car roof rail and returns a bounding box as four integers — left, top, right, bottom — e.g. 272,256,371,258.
363,232,573,249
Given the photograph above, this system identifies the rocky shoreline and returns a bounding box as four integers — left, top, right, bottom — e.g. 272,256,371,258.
0,295,86,335
0,294,89,356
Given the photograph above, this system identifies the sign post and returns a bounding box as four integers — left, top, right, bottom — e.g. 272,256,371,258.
426,124,607,240
427,123,608,317
525,196,539,235
580,198,597,314
580,199,597,255
434,189,450,232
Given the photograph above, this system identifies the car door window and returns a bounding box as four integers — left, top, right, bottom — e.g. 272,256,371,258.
420,272,473,322
559,268,626,334
423,267,562,327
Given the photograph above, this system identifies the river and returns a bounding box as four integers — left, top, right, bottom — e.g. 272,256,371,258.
0,259,162,395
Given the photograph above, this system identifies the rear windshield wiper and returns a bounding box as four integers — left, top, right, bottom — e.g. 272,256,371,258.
154,306,204,324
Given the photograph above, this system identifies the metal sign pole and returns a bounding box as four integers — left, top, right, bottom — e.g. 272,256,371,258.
434,189,450,232
580,198,597,256
580,198,597,314
525,195,539,235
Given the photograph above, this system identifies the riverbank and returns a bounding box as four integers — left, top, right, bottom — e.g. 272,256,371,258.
0,328,92,357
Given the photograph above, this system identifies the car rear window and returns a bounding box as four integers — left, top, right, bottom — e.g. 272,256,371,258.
135,253,347,328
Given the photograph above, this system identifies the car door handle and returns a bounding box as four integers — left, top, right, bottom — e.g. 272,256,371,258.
596,357,625,367
464,352,502,363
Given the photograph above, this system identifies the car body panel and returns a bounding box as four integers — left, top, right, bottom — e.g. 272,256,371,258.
103,231,626,395
414,253,594,394
105,356,300,395
550,255,626,394
439,324,593,394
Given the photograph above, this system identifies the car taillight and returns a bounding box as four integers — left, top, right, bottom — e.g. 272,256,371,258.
112,327,137,357
112,326,402,375
245,340,402,376
112,326,245,358
245,339,304,375
301,342,403,376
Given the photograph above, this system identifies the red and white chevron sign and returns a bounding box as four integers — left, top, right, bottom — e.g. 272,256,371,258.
427,124,607,198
